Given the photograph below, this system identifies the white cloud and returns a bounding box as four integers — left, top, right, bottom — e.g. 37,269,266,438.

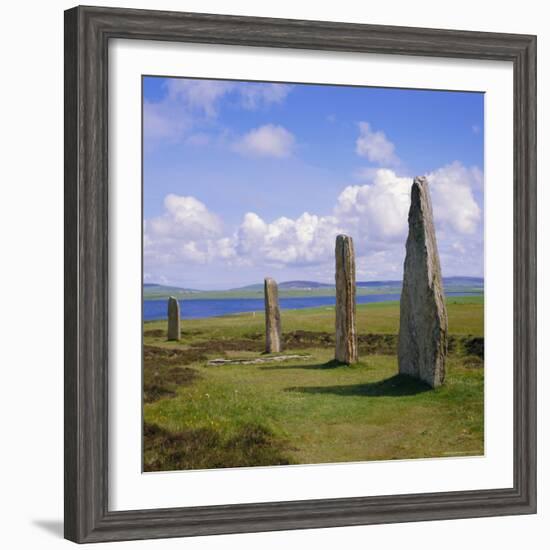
337,162,482,243
427,162,482,234
231,170,412,270
144,195,234,269
231,163,482,273
166,79,234,117
144,79,293,146
213,237,237,260
165,79,292,116
238,83,293,110
335,169,411,243
232,124,295,158
143,100,192,143
355,122,399,165
150,194,222,239
236,211,343,266
235,212,267,255
144,162,483,282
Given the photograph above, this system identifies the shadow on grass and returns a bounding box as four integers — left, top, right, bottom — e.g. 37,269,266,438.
286,374,432,397
260,359,348,371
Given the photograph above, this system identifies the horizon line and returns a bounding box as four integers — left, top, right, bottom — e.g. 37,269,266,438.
144,275,485,292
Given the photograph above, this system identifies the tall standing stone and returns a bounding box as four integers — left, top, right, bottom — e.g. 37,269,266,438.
335,235,358,364
167,296,181,341
398,176,448,387
264,278,282,353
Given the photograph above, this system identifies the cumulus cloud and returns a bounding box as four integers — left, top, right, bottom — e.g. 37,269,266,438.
144,161,483,281
427,162,482,234
335,169,411,244
236,212,343,266
335,162,482,244
230,162,482,272
149,194,222,239
144,195,235,269
232,124,295,158
355,122,399,165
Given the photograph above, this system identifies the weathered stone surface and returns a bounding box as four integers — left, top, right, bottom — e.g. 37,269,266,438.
264,278,282,353
167,296,181,341
398,176,448,387
335,234,358,364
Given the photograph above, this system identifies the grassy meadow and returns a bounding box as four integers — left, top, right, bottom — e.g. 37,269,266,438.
143,296,484,471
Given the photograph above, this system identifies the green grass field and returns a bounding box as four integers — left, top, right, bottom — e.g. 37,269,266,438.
143,296,484,471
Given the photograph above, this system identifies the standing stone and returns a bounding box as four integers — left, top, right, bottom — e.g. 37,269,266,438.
398,176,448,387
335,235,358,364
264,278,282,353
167,296,181,341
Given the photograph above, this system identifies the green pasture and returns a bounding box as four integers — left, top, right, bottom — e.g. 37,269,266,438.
143,296,484,471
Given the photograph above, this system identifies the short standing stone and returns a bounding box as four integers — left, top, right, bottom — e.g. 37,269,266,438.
335,234,358,364
264,278,282,353
167,296,181,341
398,176,448,387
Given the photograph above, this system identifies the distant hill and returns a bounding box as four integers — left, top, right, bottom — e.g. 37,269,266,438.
356,276,483,289
230,280,334,291
227,283,263,292
144,277,483,300
231,277,483,290
279,280,334,290
143,283,200,298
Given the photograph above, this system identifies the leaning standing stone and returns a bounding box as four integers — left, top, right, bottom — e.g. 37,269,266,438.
335,235,358,364
167,296,181,341
398,176,448,387
264,277,282,353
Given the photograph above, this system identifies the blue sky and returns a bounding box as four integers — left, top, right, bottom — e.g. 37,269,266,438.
143,76,484,290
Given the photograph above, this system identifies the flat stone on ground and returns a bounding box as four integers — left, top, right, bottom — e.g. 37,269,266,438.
207,354,312,366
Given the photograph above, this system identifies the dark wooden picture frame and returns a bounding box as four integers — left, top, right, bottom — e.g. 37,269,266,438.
64,5,537,543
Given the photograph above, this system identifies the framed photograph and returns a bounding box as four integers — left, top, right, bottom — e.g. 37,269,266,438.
64,5,536,543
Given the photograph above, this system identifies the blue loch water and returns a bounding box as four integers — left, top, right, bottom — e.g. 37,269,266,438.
143,292,478,321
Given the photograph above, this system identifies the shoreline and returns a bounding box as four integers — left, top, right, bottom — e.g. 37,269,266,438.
143,293,484,323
